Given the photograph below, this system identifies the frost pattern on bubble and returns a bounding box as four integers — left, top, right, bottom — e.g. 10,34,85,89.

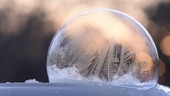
47,9,159,90
48,31,153,83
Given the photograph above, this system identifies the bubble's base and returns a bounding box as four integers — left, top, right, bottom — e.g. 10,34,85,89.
47,65,157,90
0,83,169,96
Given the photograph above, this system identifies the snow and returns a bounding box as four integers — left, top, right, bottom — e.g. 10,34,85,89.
0,82,169,96
25,79,39,83
158,85,170,95
0,71,170,96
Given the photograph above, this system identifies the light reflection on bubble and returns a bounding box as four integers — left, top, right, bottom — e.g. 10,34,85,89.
47,9,159,90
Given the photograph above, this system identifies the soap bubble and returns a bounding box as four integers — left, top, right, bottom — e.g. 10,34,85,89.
46,9,159,90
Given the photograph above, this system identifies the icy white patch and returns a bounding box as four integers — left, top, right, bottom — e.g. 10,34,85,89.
25,79,39,83
111,73,140,85
47,65,155,90
157,84,170,95
47,65,84,83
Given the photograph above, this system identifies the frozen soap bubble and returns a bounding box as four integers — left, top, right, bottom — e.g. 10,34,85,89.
46,9,159,90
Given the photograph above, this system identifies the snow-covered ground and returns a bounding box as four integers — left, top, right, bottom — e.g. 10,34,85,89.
0,82,169,96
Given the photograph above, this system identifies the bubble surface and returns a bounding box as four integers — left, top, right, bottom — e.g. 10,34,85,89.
47,9,159,90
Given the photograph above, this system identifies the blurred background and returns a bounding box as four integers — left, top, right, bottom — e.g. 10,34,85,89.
0,0,169,86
